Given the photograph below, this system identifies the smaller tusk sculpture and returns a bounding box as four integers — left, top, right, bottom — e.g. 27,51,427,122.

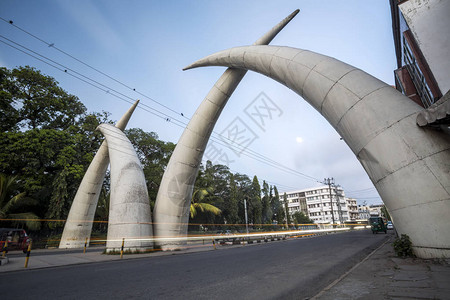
97,124,153,252
59,100,140,248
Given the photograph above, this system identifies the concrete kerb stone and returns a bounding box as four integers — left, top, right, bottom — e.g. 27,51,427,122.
0,257,9,266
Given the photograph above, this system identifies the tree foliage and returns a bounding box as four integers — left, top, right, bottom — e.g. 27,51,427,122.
0,173,41,230
225,174,239,225
190,186,221,219
1,66,86,131
1,66,304,236
0,66,108,229
292,211,314,225
125,128,174,208
283,193,291,226
250,176,262,227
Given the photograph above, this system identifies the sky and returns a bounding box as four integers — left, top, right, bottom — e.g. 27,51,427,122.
0,0,397,205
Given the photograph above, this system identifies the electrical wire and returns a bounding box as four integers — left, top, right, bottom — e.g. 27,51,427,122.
0,35,321,185
0,16,188,121
0,17,322,183
0,20,322,184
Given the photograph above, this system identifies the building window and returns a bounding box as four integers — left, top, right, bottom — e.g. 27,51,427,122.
402,33,434,107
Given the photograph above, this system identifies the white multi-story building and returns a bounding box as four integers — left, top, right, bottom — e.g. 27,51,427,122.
358,205,371,220
345,197,358,221
283,186,349,224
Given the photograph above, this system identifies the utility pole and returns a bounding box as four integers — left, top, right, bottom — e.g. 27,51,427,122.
244,199,249,235
324,178,335,227
284,199,289,229
334,185,344,224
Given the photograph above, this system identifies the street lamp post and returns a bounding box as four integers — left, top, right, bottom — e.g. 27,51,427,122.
244,199,249,235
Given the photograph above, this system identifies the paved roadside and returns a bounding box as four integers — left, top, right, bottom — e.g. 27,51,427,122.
0,241,218,272
3,231,450,300
312,236,450,300
0,232,323,273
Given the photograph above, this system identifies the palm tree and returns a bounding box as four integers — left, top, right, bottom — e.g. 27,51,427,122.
190,187,221,219
0,173,41,230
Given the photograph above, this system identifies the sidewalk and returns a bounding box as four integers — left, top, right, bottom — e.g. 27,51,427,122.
0,241,218,272
313,237,450,300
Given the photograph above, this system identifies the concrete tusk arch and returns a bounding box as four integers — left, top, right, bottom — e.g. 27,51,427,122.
153,10,299,250
184,45,450,258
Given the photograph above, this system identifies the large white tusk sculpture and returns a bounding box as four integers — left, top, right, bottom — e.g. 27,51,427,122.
97,124,153,252
153,10,299,250
183,45,450,258
59,100,139,248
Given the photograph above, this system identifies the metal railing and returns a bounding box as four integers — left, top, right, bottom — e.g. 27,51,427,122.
403,35,435,108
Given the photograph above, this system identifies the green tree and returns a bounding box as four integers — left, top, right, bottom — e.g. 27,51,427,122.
0,66,111,228
225,174,239,225
292,211,314,225
234,173,252,226
94,185,110,233
2,66,86,131
381,205,391,221
190,186,221,219
125,128,175,208
261,181,272,224
272,186,285,226
0,67,20,131
250,176,262,227
283,193,291,227
0,173,41,230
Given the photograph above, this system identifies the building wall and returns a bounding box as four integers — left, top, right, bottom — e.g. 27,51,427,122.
358,205,371,220
285,186,349,224
345,197,359,220
399,0,450,94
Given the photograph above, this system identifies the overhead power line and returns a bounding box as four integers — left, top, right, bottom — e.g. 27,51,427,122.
0,16,188,121
0,18,322,184
346,187,376,194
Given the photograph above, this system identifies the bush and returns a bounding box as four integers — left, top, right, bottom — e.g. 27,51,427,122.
393,234,414,258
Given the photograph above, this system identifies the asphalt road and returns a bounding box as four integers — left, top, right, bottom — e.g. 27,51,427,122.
0,230,389,300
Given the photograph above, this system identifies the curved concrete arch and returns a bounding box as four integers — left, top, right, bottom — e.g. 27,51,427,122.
153,10,299,250
184,45,450,258
97,124,153,251
59,100,139,249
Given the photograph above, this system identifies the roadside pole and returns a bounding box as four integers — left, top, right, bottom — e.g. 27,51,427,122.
244,199,249,235
2,240,7,257
83,237,88,254
325,178,336,228
120,238,125,259
24,241,32,268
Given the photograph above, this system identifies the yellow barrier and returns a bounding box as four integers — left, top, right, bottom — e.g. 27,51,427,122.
2,240,8,257
83,237,88,254
120,238,125,259
24,241,32,268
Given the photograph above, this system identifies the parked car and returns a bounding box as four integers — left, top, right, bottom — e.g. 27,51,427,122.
387,221,394,230
0,228,32,253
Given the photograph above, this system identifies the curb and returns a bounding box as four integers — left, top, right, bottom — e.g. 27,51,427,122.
0,257,9,266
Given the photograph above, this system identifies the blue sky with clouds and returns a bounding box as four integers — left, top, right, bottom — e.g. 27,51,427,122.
1,0,396,204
